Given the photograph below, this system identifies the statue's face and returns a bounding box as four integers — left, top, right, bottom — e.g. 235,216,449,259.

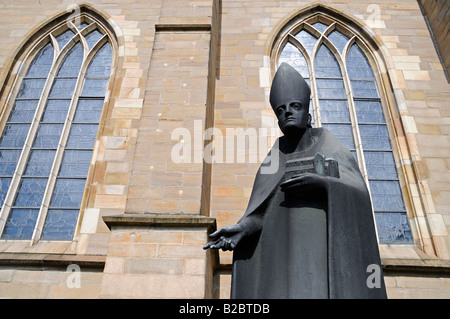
274,101,309,135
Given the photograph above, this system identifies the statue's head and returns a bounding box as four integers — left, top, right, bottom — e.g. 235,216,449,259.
270,62,311,136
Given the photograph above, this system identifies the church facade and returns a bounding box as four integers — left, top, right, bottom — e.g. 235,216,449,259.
0,0,448,298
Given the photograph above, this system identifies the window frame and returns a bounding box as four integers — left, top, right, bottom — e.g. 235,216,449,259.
0,14,114,245
271,13,418,246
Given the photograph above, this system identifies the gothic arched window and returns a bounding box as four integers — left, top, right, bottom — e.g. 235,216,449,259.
0,15,113,243
277,15,413,244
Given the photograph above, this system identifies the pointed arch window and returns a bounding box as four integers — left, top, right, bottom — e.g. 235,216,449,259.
277,16,413,244
0,16,113,243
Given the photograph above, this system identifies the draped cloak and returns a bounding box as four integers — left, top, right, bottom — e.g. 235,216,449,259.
230,127,387,299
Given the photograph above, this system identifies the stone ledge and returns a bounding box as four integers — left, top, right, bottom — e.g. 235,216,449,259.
103,214,217,233
0,253,106,269
155,24,211,32
382,258,450,275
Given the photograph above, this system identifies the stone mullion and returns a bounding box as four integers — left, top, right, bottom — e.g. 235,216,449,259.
0,35,58,238
31,29,93,244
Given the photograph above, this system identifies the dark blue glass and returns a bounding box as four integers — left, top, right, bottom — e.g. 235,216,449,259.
364,151,398,180
25,42,54,78
375,212,413,244
16,79,47,99
1,209,39,240
316,79,346,99
279,43,309,78
0,124,30,148
7,100,39,123
311,21,328,33
55,30,75,50
23,150,56,176
359,124,391,150
59,150,92,177
48,78,78,98
355,100,385,124
86,42,112,77
56,42,83,77
73,99,103,123
322,123,355,150
351,80,379,99
319,99,350,123
66,124,99,149
347,44,375,80
294,29,317,56
0,150,21,175
327,30,349,53
13,178,47,207
81,78,108,97
315,45,342,78
369,180,406,212
85,30,104,49
32,124,64,149
41,99,71,123
50,179,86,208
41,209,79,240
77,22,90,31
0,178,12,206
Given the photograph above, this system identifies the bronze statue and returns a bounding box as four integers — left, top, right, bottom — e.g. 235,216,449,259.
204,63,387,299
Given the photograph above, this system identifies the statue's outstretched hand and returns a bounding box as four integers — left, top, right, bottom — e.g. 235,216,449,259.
203,224,244,251
203,216,262,251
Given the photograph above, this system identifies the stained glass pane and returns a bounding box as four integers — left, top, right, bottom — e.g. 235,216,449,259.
319,99,350,123
85,30,103,49
364,151,398,180
55,30,75,50
59,150,92,177
0,150,21,175
315,45,342,78
351,80,379,99
25,42,54,78
355,101,385,124
77,22,90,31
81,78,108,97
56,42,83,77
50,179,86,208
13,178,47,207
0,124,30,148
294,29,317,56
7,100,39,123
369,180,406,212
0,178,12,206
32,124,64,149
17,79,47,99
86,43,112,77
359,124,391,150
347,44,375,80
328,30,349,53
41,99,71,123
66,124,99,149
73,99,103,123
1,209,39,240
316,79,346,99
48,78,78,99
23,150,56,176
311,21,328,33
322,123,355,150
375,212,413,244
279,43,309,78
41,209,79,240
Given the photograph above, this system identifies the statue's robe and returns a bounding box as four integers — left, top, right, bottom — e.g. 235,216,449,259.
231,127,387,299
